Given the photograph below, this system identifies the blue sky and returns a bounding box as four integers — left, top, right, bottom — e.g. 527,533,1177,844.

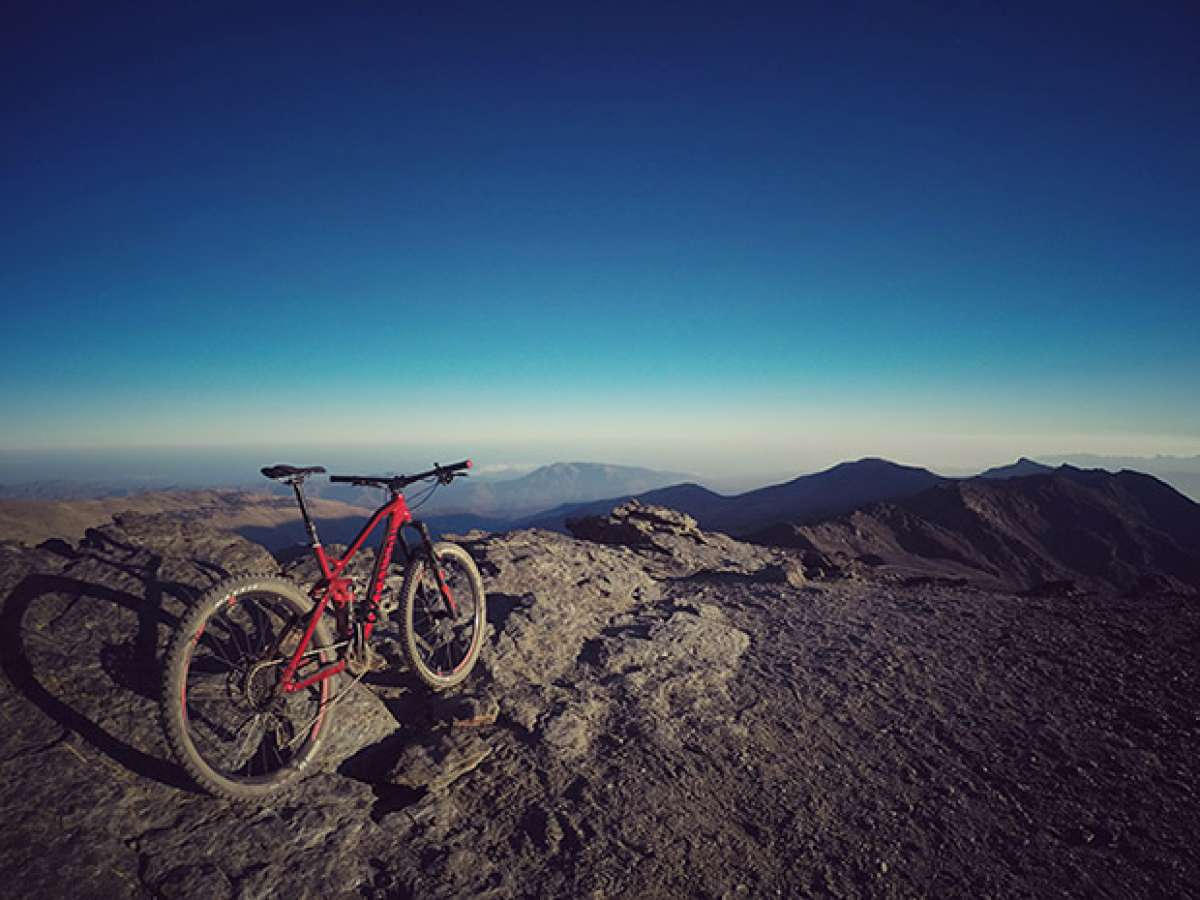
2,3,1198,481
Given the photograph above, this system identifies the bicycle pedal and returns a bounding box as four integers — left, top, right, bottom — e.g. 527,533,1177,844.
346,642,394,676
345,646,373,676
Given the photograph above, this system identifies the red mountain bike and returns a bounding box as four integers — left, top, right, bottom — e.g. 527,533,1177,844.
160,460,486,801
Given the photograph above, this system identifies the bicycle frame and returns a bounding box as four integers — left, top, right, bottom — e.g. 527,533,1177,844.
276,487,455,694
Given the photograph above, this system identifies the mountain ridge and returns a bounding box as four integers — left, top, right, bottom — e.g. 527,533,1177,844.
752,466,1200,595
524,457,947,536
3,458,1194,561
979,457,1055,480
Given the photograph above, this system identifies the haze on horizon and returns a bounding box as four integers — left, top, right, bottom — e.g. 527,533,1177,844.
3,5,1198,484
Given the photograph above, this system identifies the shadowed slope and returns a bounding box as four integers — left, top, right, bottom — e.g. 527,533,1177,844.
754,467,1200,594
715,458,946,534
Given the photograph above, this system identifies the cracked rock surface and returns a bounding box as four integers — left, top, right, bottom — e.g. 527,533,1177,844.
0,516,395,898
1,504,1198,897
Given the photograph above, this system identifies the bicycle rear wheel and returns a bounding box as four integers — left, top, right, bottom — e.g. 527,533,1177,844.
161,575,335,801
401,542,487,690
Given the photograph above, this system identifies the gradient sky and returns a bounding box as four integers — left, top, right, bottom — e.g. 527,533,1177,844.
3,3,1198,481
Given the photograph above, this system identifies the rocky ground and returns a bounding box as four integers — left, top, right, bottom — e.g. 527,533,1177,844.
0,503,1197,897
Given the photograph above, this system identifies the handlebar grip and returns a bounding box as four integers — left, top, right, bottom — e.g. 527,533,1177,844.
445,459,472,471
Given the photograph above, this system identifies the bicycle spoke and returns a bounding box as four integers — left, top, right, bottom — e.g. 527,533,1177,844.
189,705,238,745
188,653,230,677
175,588,332,782
386,541,483,691
404,551,482,678
200,631,239,668
224,618,252,659
234,715,267,774
186,678,230,701
246,602,273,652
265,719,291,771
413,632,434,654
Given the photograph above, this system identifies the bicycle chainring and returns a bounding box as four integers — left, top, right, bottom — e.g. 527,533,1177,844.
377,575,403,615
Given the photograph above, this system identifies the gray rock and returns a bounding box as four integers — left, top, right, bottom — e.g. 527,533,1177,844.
751,560,806,588
0,514,403,897
3,502,1198,899
387,730,492,792
567,500,703,547
322,679,402,770
431,692,500,728
92,510,279,577
539,699,606,759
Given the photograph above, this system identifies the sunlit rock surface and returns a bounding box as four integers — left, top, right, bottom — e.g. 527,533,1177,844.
0,507,1197,897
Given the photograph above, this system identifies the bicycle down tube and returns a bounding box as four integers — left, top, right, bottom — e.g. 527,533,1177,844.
278,493,409,693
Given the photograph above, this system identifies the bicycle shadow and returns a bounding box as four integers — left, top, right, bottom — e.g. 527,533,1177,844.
0,538,206,793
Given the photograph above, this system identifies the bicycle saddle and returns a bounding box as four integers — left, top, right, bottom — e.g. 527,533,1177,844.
261,464,327,482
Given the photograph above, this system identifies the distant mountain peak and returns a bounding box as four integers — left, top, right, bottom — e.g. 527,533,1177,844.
979,458,1055,480
825,457,938,474
524,457,947,536
836,457,900,468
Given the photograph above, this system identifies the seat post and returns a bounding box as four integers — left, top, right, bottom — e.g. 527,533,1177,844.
291,480,321,546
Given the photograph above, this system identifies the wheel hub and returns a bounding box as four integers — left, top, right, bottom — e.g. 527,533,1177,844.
242,660,281,711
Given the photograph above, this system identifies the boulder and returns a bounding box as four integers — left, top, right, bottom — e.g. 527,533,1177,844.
566,500,703,547
431,692,500,728
387,730,493,792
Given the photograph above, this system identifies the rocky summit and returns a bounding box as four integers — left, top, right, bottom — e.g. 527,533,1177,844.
0,503,1198,897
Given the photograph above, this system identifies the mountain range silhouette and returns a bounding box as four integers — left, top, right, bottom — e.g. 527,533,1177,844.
3,457,1199,598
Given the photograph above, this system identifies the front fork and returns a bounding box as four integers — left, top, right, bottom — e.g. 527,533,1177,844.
339,520,457,644
413,521,458,615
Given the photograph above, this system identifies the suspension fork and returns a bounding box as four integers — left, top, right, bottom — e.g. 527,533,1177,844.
412,521,458,615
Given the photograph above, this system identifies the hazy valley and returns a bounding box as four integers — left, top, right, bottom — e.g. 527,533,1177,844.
5,455,1199,554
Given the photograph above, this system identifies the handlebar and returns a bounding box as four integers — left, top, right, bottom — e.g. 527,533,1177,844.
329,459,472,491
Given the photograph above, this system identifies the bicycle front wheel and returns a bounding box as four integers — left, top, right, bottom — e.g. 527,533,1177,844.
161,575,336,802
401,542,487,690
